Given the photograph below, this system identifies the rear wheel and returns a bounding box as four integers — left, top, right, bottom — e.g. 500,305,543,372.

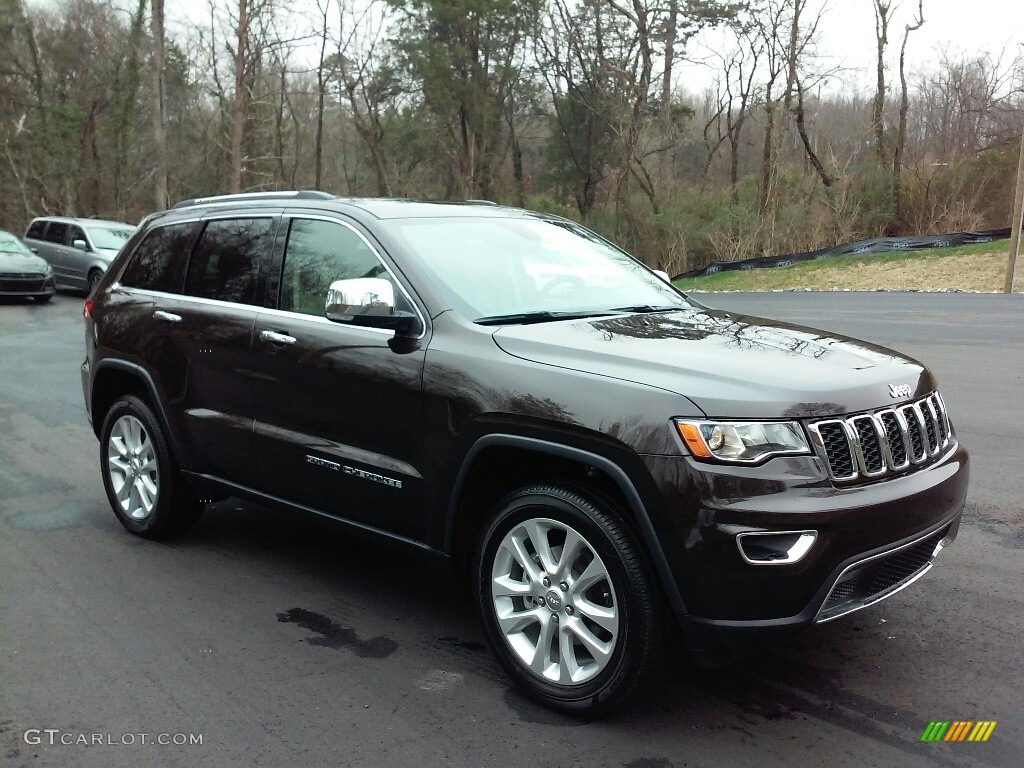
100,395,203,538
87,269,102,295
475,484,660,715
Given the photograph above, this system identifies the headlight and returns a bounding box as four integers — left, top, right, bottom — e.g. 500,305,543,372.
44,262,53,274
675,419,810,463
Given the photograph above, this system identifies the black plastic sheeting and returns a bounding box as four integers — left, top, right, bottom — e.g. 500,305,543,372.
674,227,1011,280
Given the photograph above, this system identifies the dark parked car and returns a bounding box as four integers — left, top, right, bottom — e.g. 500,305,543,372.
24,216,135,293
0,229,56,301
81,192,969,714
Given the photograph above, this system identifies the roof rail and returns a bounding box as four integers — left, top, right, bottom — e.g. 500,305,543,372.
171,190,334,209
462,199,499,206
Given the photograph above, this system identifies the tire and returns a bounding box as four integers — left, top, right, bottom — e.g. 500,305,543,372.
88,269,103,295
99,395,204,539
475,484,660,715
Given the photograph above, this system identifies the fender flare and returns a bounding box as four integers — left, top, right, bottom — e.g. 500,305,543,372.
444,433,688,618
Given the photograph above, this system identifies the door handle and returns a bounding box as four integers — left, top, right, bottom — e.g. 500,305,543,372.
153,310,182,323
30,247,38,254
259,329,296,345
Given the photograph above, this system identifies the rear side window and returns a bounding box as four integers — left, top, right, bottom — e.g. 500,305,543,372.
120,223,197,293
25,220,46,239
184,218,274,305
45,222,68,243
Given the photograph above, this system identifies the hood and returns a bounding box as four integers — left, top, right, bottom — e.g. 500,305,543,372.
0,250,50,274
491,308,934,419
96,248,120,260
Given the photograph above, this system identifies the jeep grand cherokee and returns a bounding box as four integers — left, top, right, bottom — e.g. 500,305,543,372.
81,191,969,714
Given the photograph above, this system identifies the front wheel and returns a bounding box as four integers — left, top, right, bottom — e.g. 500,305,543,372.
99,395,204,538
87,269,103,295
475,484,660,715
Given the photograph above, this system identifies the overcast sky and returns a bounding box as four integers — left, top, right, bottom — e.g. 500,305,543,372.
162,0,1023,95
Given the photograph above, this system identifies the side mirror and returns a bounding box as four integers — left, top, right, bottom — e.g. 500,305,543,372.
325,278,416,335
72,239,88,251
653,269,671,283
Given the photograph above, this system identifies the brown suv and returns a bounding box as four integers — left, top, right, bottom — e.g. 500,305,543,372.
81,191,969,714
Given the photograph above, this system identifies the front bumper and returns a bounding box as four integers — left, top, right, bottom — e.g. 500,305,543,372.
639,440,969,631
0,274,56,298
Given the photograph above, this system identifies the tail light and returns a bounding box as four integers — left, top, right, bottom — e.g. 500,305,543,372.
83,299,93,319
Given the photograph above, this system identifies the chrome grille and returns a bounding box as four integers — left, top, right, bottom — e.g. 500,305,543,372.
879,411,907,466
816,421,855,480
809,392,953,483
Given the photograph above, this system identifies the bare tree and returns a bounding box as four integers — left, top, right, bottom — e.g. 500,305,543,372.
872,0,891,163
229,0,250,192
151,0,169,209
893,0,924,227
314,0,330,189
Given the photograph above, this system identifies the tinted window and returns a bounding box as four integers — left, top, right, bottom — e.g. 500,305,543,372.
279,218,390,316
184,218,274,305
44,222,68,244
25,220,46,239
120,223,197,293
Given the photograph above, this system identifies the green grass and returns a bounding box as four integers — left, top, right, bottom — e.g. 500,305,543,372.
673,241,1011,292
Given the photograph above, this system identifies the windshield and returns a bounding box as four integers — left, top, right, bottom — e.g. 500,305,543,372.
389,217,689,321
0,231,33,256
86,226,135,251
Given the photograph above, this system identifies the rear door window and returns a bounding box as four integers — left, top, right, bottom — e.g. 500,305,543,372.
184,218,275,306
25,220,46,240
120,223,198,293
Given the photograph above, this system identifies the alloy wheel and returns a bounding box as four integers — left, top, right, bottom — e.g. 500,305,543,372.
490,517,619,686
106,414,159,520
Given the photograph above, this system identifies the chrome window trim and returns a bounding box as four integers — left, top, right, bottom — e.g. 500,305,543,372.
115,210,429,340
115,287,395,338
275,212,428,340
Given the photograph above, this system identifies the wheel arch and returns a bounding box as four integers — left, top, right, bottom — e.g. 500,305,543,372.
90,359,185,467
444,434,688,618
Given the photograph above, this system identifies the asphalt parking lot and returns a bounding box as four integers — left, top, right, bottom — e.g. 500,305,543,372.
1,291,1021,767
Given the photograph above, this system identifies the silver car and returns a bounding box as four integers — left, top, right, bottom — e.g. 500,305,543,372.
23,216,136,293
0,229,56,302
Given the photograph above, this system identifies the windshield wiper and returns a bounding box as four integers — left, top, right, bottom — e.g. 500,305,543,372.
474,310,619,326
608,304,683,314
